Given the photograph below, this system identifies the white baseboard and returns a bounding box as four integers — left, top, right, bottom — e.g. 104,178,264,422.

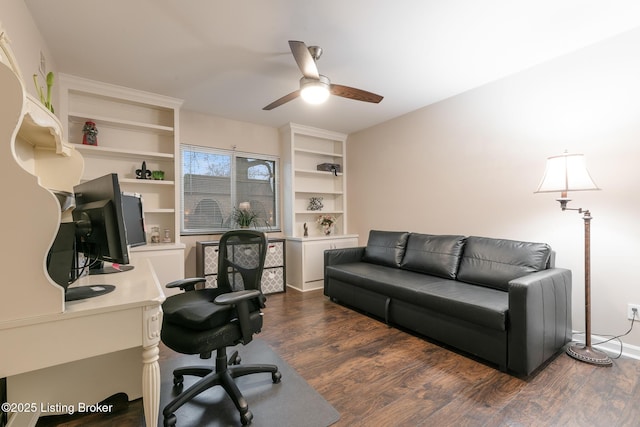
286,283,323,292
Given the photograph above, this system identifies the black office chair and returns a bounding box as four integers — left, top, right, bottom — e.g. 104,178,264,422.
161,230,281,426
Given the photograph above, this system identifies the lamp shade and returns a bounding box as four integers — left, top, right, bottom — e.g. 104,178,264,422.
535,152,599,193
300,75,330,105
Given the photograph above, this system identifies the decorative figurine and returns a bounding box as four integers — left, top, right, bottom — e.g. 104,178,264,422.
82,121,98,145
307,196,324,211
136,161,152,179
303,222,308,237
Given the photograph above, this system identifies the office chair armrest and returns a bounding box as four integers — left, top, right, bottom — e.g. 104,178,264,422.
166,277,206,292
215,289,262,345
214,289,261,305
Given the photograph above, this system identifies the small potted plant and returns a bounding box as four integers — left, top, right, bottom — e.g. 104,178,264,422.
231,203,270,229
232,207,259,228
317,214,337,235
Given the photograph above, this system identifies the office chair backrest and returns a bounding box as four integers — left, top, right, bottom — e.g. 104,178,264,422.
217,230,268,296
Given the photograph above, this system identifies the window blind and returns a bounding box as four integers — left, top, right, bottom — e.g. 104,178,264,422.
180,145,279,234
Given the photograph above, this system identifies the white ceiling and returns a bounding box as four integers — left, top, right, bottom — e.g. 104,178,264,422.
24,0,640,134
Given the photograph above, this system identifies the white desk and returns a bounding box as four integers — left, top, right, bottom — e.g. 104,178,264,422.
0,259,164,427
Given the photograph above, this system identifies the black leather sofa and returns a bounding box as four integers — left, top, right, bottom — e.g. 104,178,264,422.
323,230,572,376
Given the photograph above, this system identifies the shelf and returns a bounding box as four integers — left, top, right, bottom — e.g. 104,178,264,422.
81,177,175,186
295,210,344,215
19,95,72,156
294,168,343,176
145,208,175,214
294,148,343,158
68,112,174,134
286,234,358,242
130,242,186,253
295,189,343,195
120,178,175,185
73,143,174,160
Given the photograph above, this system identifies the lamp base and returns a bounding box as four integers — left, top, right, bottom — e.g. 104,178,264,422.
566,344,613,366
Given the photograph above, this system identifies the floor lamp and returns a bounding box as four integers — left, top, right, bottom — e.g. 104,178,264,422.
535,151,612,366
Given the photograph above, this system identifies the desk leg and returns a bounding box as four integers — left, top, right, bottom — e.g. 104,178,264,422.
142,305,162,427
142,344,160,427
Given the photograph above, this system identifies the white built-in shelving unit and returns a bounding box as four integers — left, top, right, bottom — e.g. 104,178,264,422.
281,123,358,291
58,74,186,284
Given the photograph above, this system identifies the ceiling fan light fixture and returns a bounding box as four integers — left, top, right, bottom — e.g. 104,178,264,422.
300,75,330,105
263,41,383,110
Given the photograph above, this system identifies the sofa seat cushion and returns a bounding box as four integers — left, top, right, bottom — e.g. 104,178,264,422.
326,262,509,331
401,233,466,279
457,236,551,291
362,230,409,268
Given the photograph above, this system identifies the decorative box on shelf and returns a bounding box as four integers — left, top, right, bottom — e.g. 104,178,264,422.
196,238,286,294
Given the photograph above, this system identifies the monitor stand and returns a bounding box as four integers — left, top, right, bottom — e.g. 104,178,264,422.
89,265,135,275
65,284,116,301
65,262,135,301
89,262,135,275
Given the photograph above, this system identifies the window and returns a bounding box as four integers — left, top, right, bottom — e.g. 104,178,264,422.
180,145,279,234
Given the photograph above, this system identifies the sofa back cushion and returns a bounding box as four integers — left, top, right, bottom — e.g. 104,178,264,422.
362,230,409,268
400,234,466,279
457,236,551,291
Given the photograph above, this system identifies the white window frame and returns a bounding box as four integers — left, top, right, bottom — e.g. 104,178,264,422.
180,144,280,235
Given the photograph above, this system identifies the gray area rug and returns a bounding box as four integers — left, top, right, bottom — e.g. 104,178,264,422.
159,339,340,426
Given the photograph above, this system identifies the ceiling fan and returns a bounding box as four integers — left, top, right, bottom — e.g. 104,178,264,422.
263,40,384,110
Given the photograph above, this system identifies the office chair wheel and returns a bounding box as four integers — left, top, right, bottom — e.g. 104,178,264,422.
173,375,184,387
163,414,177,426
272,371,282,383
240,409,253,425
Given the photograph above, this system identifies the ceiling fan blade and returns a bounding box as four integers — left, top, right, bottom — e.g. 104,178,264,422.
263,90,300,110
289,40,319,79
330,84,383,103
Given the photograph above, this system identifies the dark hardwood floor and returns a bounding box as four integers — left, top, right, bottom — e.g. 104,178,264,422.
37,288,640,426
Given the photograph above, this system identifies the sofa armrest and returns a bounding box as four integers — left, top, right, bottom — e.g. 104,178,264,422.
324,246,365,296
324,246,365,267
507,268,572,375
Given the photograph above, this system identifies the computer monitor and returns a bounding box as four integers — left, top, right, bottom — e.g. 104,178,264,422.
47,222,77,292
61,174,132,300
122,192,147,248
47,174,147,301
73,173,132,274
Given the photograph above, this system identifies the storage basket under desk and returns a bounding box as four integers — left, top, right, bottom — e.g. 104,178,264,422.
196,238,286,294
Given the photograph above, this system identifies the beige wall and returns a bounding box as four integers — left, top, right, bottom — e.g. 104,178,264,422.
179,110,283,277
348,28,640,352
1,0,58,103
